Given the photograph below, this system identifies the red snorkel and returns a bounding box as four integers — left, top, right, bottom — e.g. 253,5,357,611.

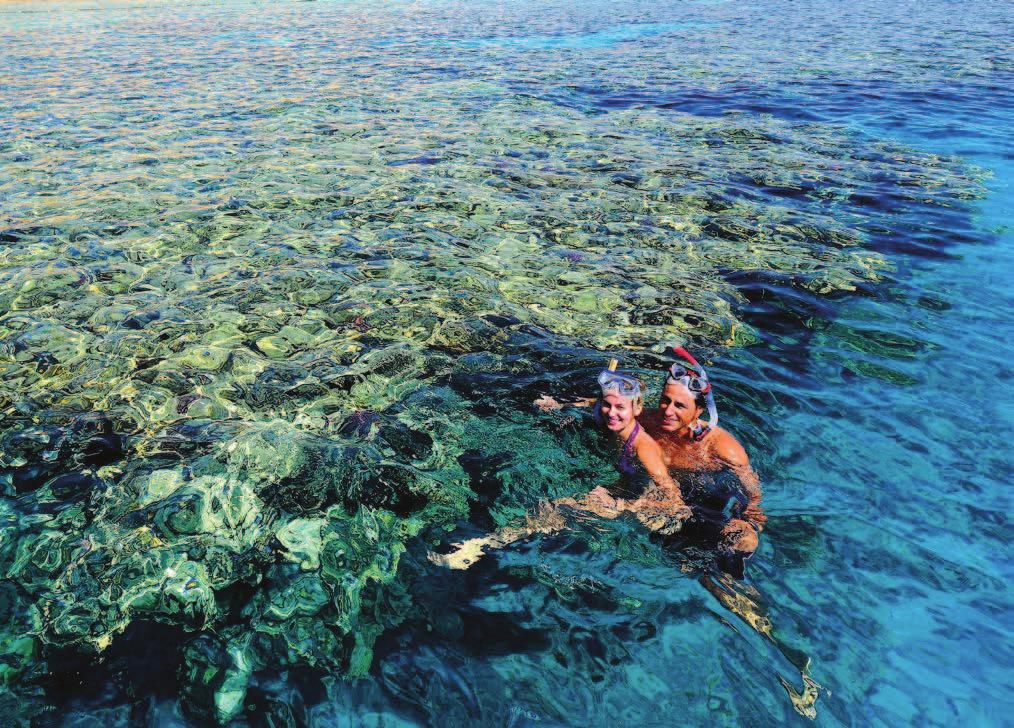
666,346,719,430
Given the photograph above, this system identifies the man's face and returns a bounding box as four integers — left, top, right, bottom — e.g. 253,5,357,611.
657,382,702,433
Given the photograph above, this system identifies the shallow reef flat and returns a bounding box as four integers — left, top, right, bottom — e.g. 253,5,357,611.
0,0,1008,724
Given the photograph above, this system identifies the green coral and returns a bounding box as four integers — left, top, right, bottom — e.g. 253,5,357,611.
0,2,990,721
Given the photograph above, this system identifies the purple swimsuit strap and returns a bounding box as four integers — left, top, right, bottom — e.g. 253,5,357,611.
624,421,641,454
618,421,640,475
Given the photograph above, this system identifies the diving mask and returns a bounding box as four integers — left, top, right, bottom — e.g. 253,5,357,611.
598,370,642,399
664,346,719,429
666,362,711,394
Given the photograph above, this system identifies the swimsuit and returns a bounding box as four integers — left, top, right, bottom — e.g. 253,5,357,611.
617,421,640,476
612,421,654,500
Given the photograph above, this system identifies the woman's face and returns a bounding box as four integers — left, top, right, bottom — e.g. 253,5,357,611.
657,382,704,433
600,393,641,431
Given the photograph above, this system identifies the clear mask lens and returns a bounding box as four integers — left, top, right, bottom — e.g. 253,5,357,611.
598,371,641,398
667,363,708,392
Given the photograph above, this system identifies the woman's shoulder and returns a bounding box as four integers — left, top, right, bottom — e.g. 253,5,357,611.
629,426,675,479
632,425,664,454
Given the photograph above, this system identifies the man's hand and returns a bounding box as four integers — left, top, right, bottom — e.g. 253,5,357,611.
743,502,766,532
633,500,692,536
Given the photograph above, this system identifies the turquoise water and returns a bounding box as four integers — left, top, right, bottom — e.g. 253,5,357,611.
0,0,1011,725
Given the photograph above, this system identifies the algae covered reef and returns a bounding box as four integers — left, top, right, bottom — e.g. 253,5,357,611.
0,0,990,723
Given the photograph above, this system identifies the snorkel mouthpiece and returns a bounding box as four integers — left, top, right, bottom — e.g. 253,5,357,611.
666,346,719,429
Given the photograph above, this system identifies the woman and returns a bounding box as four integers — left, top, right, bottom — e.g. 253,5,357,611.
429,365,691,570
581,366,692,523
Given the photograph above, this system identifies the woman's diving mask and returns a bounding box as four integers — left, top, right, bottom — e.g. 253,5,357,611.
597,370,642,400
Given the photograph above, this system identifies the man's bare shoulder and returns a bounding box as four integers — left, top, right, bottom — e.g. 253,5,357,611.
707,426,749,467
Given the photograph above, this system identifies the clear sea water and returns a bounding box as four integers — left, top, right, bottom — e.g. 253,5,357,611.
0,0,1011,725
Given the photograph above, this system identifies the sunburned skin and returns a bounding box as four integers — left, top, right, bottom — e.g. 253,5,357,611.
640,380,766,550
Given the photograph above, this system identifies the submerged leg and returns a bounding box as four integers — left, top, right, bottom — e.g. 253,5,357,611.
700,571,823,719
700,571,773,640
779,673,822,720
429,496,622,570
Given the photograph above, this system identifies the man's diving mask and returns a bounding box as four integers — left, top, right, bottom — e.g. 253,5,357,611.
665,362,711,394
664,346,719,429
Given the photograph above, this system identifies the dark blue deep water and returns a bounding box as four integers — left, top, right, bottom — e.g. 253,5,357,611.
0,0,1010,725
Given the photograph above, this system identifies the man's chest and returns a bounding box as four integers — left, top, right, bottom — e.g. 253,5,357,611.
659,440,719,471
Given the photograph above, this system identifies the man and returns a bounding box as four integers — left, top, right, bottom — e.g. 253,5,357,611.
638,347,765,572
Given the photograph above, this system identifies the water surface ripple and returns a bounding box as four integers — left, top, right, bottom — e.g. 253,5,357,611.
0,0,1011,725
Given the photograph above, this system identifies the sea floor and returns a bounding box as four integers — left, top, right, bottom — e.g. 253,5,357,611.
0,0,1010,725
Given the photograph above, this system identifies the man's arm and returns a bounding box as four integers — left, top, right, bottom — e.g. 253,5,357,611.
711,430,766,531
628,435,692,534
633,435,687,505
